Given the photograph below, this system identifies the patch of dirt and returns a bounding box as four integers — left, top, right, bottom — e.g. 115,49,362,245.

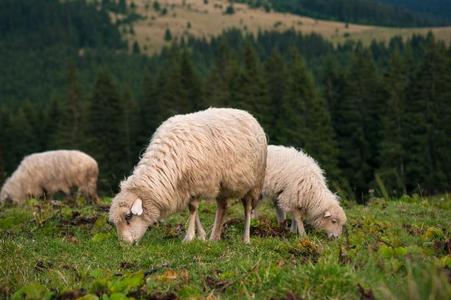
433,239,451,256
55,288,86,300
204,275,230,292
402,224,424,236
289,239,322,264
95,204,110,212
163,223,185,239
339,245,352,265
35,260,53,272
271,292,304,300
251,216,288,237
64,234,79,244
62,211,97,226
120,261,136,270
147,292,178,300
357,283,375,300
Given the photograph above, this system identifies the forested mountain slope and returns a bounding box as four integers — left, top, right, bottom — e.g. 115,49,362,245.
238,0,451,27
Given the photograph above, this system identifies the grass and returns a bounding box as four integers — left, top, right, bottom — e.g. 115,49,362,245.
0,195,450,299
117,0,451,54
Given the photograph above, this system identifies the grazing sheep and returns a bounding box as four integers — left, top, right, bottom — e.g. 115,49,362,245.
109,108,267,244
262,145,346,238
0,150,99,204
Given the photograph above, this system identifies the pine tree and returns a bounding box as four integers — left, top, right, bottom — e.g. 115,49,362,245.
140,72,165,144
85,70,126,192
230,42,270,129
403,39,451,193
122,87,140,170
158,50,192,116
335,56,372,202
378,48,409,196
0,107,7,180
53,64,84,149
179,50,204,111
264,48,286,143
205,41,231,107
164,28,172,41
276,50,339,181
4,108,36,171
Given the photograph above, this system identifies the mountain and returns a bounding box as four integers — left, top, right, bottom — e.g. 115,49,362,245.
380,0,451,23
238,0,451,27
116,0,451,55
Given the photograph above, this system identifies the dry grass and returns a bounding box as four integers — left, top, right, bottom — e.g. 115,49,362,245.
117,0,451,54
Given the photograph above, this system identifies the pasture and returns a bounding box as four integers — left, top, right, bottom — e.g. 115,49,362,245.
120,0,451,54
1,195,450,299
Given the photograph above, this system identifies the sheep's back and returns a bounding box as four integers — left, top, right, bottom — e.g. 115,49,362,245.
137,108,267,200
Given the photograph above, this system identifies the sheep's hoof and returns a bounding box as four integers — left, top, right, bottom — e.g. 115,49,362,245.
243,238,251,244
182,235,195,242
197,234,206,241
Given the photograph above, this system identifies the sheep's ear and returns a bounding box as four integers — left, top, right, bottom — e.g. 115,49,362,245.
131,198,143,216
324,211,332,218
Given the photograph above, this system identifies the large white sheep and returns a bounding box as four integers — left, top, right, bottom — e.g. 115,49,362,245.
109,108,267,244
262,145,346,238
0,150,99,204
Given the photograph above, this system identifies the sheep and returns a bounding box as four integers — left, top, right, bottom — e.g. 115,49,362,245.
109,108,267,244
0,150,99,204
261,145,346,238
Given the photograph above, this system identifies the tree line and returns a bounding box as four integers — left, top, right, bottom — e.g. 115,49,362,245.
1,28,450,202
236,0,451,27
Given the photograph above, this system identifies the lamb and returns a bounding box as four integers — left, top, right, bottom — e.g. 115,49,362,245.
109,108,267,244
0,150,99,204
261,145,346,238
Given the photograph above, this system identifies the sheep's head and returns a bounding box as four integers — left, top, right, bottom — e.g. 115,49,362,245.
0,178,21,204
312,201,346,239
109,190,154,244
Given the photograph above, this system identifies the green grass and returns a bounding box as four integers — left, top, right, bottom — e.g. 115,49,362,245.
0,195,450,299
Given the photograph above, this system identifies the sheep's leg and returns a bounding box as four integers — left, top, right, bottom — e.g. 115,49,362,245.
82,177,99,204
242,196,253,244
275,205,286,224
195,211,207,240
290,215,298,233
210,199,227,241
292,210,306,236
183,199,199,242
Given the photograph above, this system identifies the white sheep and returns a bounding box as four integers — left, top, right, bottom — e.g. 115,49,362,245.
109,108,267,244
262,145,346,238
0,150,99,204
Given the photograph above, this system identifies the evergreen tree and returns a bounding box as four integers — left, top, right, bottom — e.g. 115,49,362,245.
4,108,36,172
179,50,204,111
264,48,286,143
140,72,165,144
85,70,126,192
158,49,192,116
230,42,271,129
335,56,372,202
53,64,84,149
378,48,409,195
276,50,339,180
122,87,141,171
403,40,451,193
164,28,172,41
205,41,231,106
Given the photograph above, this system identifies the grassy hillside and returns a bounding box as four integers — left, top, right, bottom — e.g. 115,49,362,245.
118,0,451,54
1,195,450,299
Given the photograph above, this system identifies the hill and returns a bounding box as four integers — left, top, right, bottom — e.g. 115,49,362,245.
118,0,451,55
380,0,451,23
237,0,451,27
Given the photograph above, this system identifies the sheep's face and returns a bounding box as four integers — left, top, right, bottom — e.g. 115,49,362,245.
109,191,151,244
315,204,346,238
